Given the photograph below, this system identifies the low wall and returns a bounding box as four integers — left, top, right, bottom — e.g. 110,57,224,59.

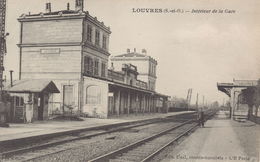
249,115,260,124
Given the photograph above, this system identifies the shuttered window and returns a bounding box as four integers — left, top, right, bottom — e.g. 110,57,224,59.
102,35,107,49
87,25,92,42
95,30,100,46
84,56,93,75
94,59,99,76
101,62,106,77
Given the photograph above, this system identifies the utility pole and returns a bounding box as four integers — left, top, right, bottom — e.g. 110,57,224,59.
202,95,205,108
0,0,7,95
186,88,192,110
196,93,199,111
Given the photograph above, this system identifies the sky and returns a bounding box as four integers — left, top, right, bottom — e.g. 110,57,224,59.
3,0,260,105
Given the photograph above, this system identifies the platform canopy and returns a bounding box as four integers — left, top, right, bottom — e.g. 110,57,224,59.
6,79,60,93
109,82,154,94
217,83,234,97
217,80,258,97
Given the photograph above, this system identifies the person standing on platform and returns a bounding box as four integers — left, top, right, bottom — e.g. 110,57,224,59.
197,111,205,127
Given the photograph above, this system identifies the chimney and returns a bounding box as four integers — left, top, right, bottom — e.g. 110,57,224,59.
45,3,51,13
142,49,147,54
67,3,70,10
111,63,114,70
134,48,136,53
127,49,130,53
75,0,84,11
9,70,13,87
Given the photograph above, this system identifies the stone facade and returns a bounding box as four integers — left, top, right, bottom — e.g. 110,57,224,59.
17,5,111,117
22,19,82,44
83,76,109,118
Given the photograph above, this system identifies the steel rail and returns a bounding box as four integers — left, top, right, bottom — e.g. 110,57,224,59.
1,111,216,161
141,122,197,162
1,115,193,160
89,110,217,162
0,119,164,158
88,119,194,162
142,110,217,162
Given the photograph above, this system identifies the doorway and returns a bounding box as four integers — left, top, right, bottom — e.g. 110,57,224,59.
38,94,44,120
63,85,74,112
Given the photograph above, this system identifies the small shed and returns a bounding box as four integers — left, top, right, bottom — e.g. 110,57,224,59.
6,79,59,123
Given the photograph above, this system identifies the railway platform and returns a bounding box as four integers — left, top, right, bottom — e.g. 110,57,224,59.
160,111,259,162
0,111,194,145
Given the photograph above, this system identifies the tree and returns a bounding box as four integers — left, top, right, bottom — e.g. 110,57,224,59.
241,79,260,119
254,79,260,116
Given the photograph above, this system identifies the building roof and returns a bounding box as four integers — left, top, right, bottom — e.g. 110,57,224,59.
6,79,60,93
28,10,79,16
217,80,259,97
112,52,158,64
109,82,154,94
115,52,147,58
18,10,111,34
233,79,258,86
154,92,170,98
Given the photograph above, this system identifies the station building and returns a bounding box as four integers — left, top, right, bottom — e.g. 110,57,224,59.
6,0,168,122
110,49,157,91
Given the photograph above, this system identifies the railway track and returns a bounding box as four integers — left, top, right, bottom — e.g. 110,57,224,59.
1,110,217,161
0,112,197,160
89,109,217,162
0,120,162,158
88,120,196,162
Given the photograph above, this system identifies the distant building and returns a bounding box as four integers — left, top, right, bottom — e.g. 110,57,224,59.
217,79,258,119
111,48,157,91
6,0,168,122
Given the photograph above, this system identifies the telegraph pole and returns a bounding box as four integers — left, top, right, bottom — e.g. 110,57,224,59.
196,93,199,111
0,0,7,96
202,95,205,109
186,88,192,110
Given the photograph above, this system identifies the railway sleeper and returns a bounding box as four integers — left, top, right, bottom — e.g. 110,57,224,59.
121,153,147,159
135,146,160,152
109,159,134,162
127,148,156,154
122,152,148,157
128,147,156,152
114,155,144,161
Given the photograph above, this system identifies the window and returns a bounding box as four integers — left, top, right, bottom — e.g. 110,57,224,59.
87,25,92,42
130,80,133,86
95,30,100,46
102,35,107,49
86,85,101,104
94,59,99,76
153,64,154,75
149,63,153,75
152,65,154,75
101,62,106,77
15,96,24,107
84,56,93,75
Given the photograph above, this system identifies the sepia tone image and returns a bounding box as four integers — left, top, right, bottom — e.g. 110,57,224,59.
0,0,259,161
